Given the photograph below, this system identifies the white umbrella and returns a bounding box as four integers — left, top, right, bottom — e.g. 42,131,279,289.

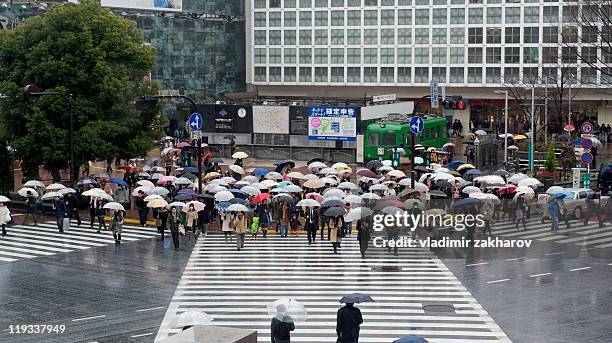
270,188,285,194
308,161,327,169
284,185,303,193
418,173,433,183
475,130,488,136
381,160,392,166
462,186,481,194
369,184,388,191
209,186,228,194
170,311,214,328
515,186,536,197
58,188,77,195
474,175,506,186
498,133,514,138
344,194,362,204
241,186,261,196
167,201,187,209
286,171,305,179
432,173,454,181
227,203,250,212
214,191,234,202
546,186,564,195
302,174,319,180
209,179,229,187
267,298,308,323
483,193,501,204
173,177,192,186
229,165,245,175
378,165,394,172
508,173,529,184
323,189,345,199
338,182,358,190
387,170,406,178
242,175,259,184
232,151,248,159
361,192,381,200
82,188,107,197
103,202,125,211
265,172,283,180
137,180,155,188
319,167,339,176
345,207,372,222
260,179,279,189
433,167,449,173
147,198,168,208
144,194,163,202
507,145,519,150
149,173,165,180
0,195,10,203
45,183,66,191
150,187,170,196
220,176,236,184
23,180,45,188
296,199,321,207
398,178,413,187
414,182,429,193
41,192,62,200
319,177,338,185
18,188,39,198
590,137,602,148
131,186,152,196
518,177,542,188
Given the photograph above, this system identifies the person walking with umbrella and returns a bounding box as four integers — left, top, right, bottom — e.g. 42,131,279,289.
279,203,291,238
135,190,148,227
157,206,168,242
329,215,344,254
515,194,527,231
270,304,295,343
337,293,370,343
185,203,198,235
304,205,319,245
111,210,124,244
65,193,81,227
22,190,38,225
167,206,181,250
52,196,68,233
356,217,371,258
233,211,248,251
0,201,11,236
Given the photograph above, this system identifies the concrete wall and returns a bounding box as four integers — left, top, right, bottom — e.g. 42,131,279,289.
598,105,612,125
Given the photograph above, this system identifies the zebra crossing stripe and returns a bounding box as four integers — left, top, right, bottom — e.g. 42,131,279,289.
155,234,511,343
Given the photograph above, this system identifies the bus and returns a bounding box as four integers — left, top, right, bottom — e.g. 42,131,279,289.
363,114,449,161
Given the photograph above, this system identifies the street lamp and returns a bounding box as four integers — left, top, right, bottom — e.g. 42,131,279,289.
24,85,75,186
525,86,536,172
493,90,509,165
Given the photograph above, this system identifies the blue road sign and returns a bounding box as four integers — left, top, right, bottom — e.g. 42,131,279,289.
581,138,592,150
581,152,593,165
410,116,425,135
188,113,203,131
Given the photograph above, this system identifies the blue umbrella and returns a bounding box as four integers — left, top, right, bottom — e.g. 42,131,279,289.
322,199,345,208
393,336,429,343
177,189,196,196
182,166,199,173
273,160,290,166
215,201,231,210
229,189,248,199
464,169,483,176
174,194,193,201
109,178,128,187
448,160,464,170
452,198,480,209
253,168,269,176
339,293,374,304
550,193,567,201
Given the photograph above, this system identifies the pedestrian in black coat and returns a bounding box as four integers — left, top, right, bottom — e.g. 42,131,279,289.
336,303,363,343
356,219,371,258
52,197,68,233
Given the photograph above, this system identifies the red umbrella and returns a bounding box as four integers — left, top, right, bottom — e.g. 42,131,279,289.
357,169,377,178
563,124,575,132
177,142,192,148
382,199,405,208
305,192,325,204
252,193,272,204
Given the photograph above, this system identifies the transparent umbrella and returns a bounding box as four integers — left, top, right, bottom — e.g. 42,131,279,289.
267,298,308,323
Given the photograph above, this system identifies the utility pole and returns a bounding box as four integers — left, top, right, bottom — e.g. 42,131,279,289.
410,95,431,189
530,86,535,172
544,82,548,146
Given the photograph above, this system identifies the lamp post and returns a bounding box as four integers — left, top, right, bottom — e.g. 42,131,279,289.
529,86,535,172
24,85,75,186
493,90,509,165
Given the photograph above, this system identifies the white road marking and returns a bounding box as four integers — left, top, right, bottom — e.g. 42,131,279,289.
569,267,592,272
529,273,552,278
544,252,564,256
130,332,154,338
71,315,106,322
136,306,165,312
465,262,489,267
505,257,525,261
485,279,510,284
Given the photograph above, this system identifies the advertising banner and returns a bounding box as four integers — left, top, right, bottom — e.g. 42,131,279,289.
253,106,289,134
307,106,357,141
101,0,182,12
199,105,252,134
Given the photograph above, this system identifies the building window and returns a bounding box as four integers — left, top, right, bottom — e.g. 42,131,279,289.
331,29,344,44
468,67,482,83
381,10,395,25
284,67,296,82
504,47,520,63
505,7,520,24
543,6,558,23
299,48,312,63
450,28,464,44
397,67,411,82
331,67,344,82
562,26,577,43
381,29,394,45
299,0,312,7
542,67,557,83
299,30,312,45
269,67,281,81
487,28,501,44
381,67,394,82
285,0,296,7
315,29,328,44
299,67,311,82
398,9,412,25
542,47,558,63
398,28,412,44
504,67,519,83
450,67,464,83
468,28,483,44
364,0,377,6
347,0,359,6
381,0,394,6
582,27,598,44
468,47,482,63
364,29,378,45
364,10,378,25
254,48,266,64
381,48,394,63
486,47,501,63
562,47,577,63
523,67,538,84
524,27,539,44
299,11,312,26
415,9,429,25
269,30,282,45
315,0,328,7
315,11,328,26
415,28,429,44
432,28,446,44
315,67,328,82
330,11,344,26
505,27,520,44
269,12,282,26
347,10,361,25
254,13,267,27
255,67,266,82
254,30,266,45
433,8,447,25
523,47,539,64
486,7,501,24
581,47,598,64
315,48,328,64
254,0,266,8
284,12,296,26
284,30,296,45
524,6,539,24
284,48,297,63
347,29,360,45
562,67,578,84
450,47,464,63
364,67,377,82
543,27,558,43
347,67,360,82
415,0,428,5
581,68,597,85
468,8,483,25
269,48,281,63
415,47,429,64
364,48,377,64
397,48,411,63
414,67,429,83
450,8,464,24
347,48,361,63
331,48,344,63
432,67,446,83
486,67,501,83
432,47,446,64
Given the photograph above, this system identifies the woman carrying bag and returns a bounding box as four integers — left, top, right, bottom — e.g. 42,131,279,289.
111,210,124,245
329,216,344,254
185,204,198,234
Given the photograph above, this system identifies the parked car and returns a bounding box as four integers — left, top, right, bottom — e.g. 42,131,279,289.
556,188,595,219
597,163,612,195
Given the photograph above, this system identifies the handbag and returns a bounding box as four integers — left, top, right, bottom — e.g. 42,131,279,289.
337,226,346,238
179,224,185,235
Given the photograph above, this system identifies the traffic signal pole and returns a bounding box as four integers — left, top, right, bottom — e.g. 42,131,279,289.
410,95,431,190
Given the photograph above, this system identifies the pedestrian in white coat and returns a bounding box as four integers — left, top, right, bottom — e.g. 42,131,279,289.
0,202,11,236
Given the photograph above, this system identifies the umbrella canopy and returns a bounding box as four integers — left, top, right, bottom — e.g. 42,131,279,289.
76,178,97,187
267,298,308,323
518,177,542,188
345,207,374,222
147,198,169,208
508,173,529,184
303,179,325,189
131,186,152,196
323,188,345,199
403,199,424,209
265,172,283,180
456,164,476,172
227,203,250,212
149,173,165,181
41,192,62,200
231,151,248,159
378,165,394,172
93,172,110,179
144,194,163,202
283,185,303,193
0,195,10,203
343,194,362,204
171,311,214,328
492,169,510,177
275,161,296,173
369,184,388,192
435,180,453,189
203,172,222,181
176,141,191,148
109,178,128,187
399,188,418,198
150,187,170,196
214,191,234,202
296,199,321,207
320,177,339,186
322,199,346,207
286,171,305,179
241,175,259,184
464,169,483,176
387,170,406,178
357,169,377,178
241,186,261,196
23,180,45,188
546,186,564,195
550,193,568,201
361,192,381,200
366,160,383,171
474,175,506,186
319,167,339,176
173,177,192,186
18,188,39,198
462,186,481,194
339,293,375,304
393,336,429,343
103,202,125,211
183,201,205,212
273,194,294,204
305,192,325,203
83,188,108,198
228,165,245,175
429,190,448,198
45,183,66,191
308,161,327,170
178,188,197,196
252,193,272,204
447,160,464,170
507,145,520,151
137,180,155,188
513,134,528,140
58,188,77,195
324,206,346,217
157,176,177,185
452,198,480,209
338,182,358,190
475,129,487,136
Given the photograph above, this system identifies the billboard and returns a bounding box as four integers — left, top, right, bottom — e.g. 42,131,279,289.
199,105,253,134
101,0,182,12
253,106,289,134
308,106,357,141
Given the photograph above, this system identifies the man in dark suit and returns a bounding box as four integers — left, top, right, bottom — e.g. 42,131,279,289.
52,196,68,233
304,206,319,245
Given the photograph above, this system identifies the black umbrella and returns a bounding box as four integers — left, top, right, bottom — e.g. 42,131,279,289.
229,198,249,206
146,158,160,166
414,166,430,173
275,161,296,173
452,198,480,209
174,194,194,201
223,135,236,140
307,157,325,165
322,199,345,207
274,195,295,204
209,158,224,164
435,180,453,189
196,194,215,199
182,173,197,179
324,206,346,217
366,160,383,171
339,293,375,304
229,189,248,199
428,190,448,198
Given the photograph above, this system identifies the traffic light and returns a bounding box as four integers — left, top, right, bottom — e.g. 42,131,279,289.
456,97,466,110
441,96,467,110
391,151,401,168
